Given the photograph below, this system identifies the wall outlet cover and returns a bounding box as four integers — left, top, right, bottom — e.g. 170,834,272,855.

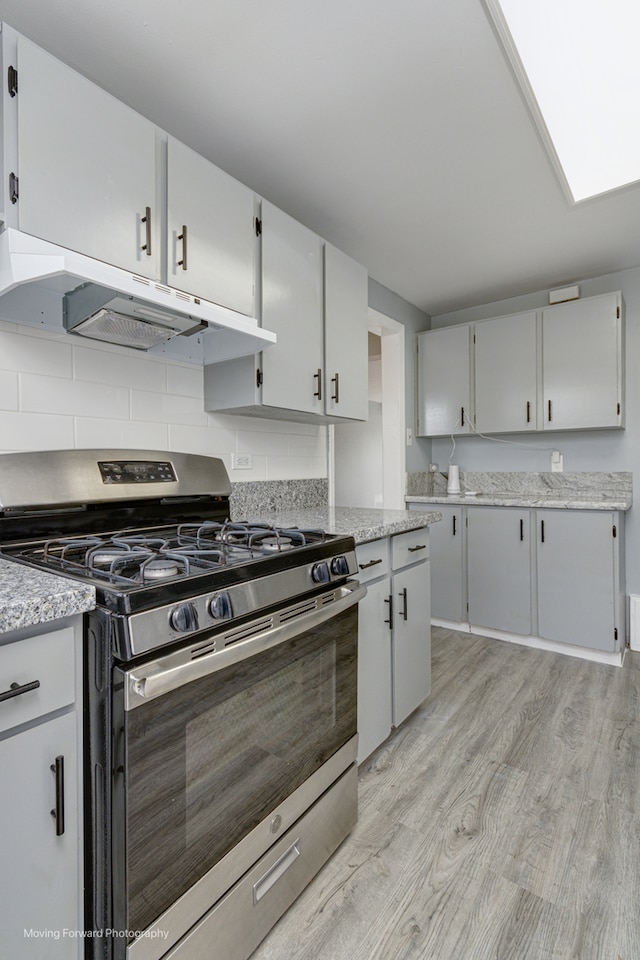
232,453,253,469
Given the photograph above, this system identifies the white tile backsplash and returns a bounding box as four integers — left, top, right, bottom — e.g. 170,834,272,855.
0,320,328,480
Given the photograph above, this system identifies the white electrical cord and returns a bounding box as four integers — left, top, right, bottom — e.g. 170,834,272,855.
446,411,561,465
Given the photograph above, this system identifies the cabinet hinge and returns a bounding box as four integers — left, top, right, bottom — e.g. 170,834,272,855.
255,217,262,237
613,524,617,538
617,306,621,319
256,368,263,388
8,172,18,204
7,65,17,98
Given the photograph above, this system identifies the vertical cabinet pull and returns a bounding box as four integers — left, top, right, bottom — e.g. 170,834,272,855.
398,587,408,621
384,595,393,629
452,515,457,536
547,400,552,422
177,225,188,270
50,755,65,836
460,406,465,427
540,520,545,543
313,369,322,400
141,206,152,256
526,400,531,423
520,518,524,541
331,373,340,403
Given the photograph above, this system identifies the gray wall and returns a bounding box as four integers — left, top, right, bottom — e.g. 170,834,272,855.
430,265,640,596
368,277,431,473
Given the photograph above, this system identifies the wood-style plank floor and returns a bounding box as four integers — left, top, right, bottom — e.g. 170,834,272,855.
252,627,640,960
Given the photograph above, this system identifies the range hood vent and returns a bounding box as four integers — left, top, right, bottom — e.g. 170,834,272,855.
63,283,206,350
0,229,276,361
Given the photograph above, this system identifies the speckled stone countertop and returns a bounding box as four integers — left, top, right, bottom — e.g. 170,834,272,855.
406,471,632,512
235,506,442,544
0,558,95,635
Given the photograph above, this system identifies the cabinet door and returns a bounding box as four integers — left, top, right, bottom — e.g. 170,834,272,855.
429,505,465,621
417,326,471,436
357,576,392,763
167,137,256,315
542,293,623,430
467,507,531,634
475,312,537,433
17,36,159,279
261,202,324,414
536,510,617,651
0,711,80,958
324,244,368,421
392,561,431,726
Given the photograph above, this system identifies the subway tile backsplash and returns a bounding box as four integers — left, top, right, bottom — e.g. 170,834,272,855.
0,319,328,481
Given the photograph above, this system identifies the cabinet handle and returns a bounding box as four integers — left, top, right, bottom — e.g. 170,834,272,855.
541,519,545,543
359,558,383,570
461,406,465,427
177,224,188,270
526,400,531,423
384,594,393,630
398,586,408,621
0,679,40,703
50,755,65,837
520,518,524,541
313,368,322,400
141,206,152,256
452,515,457,536
331,373,340,404
408,544,426,553
547,400,552,422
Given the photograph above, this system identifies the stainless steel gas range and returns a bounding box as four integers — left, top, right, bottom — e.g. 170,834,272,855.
0,449,364,960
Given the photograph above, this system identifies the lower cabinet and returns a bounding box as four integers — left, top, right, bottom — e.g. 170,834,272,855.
467,507,532,635
0,622,83,957
429,505,465,621
356,528,431,764
425,503,624,656
536,510,622,651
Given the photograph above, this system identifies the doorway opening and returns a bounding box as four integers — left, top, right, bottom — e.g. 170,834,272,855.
329,308,405,509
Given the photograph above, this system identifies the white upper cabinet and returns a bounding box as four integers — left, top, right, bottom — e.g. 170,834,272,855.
167,137,256,316
474,311,537,433
417,325,472,437
16,35,160,279
324,244,368,421
261,201,324,416
541,292,623,431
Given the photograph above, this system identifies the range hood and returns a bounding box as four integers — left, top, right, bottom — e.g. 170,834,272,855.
0,229,276,360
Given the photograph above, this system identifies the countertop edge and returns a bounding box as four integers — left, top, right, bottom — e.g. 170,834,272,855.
405,495,632,512
0,557,96,635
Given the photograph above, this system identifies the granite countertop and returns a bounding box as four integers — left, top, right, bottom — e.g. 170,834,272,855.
405,492,631,511
237,505,442,544
0,558,95,635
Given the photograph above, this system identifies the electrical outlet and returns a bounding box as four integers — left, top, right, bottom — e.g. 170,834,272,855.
551,450,563,472
232,453,253,469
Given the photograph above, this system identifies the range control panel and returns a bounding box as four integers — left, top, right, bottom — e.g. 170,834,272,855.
98,460,177,484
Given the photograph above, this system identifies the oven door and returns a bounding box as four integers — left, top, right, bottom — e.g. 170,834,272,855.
111,580,364,959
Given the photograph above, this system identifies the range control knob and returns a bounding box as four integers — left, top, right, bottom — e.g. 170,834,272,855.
330,555,350,577
170,602,199,633
209,591,233,621
311,561,331,584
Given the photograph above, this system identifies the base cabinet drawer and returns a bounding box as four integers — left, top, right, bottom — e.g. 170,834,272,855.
0,626,75,735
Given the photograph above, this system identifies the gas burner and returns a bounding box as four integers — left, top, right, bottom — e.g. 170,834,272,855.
142,558,181,581
256,536,294,552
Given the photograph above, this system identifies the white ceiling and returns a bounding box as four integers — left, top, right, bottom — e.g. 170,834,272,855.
2,0,639,316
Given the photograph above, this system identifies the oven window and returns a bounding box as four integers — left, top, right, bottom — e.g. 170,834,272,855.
117,604,357,934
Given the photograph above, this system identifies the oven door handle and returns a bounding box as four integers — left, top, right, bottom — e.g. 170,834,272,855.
123,581,367,708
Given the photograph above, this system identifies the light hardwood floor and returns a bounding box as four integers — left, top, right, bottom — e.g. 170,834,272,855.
252,627,640,960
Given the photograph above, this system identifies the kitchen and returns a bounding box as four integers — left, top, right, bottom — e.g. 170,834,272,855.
0,1,639,958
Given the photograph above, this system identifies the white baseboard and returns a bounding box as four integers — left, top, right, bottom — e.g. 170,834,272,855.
431,619,624,667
